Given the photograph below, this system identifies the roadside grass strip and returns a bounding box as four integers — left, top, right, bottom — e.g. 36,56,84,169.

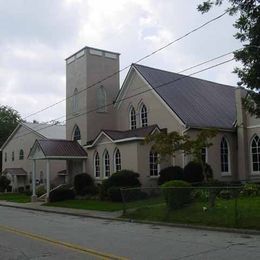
0,224,128,260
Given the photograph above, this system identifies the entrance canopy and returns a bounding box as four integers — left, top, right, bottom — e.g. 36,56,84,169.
28,139,87,160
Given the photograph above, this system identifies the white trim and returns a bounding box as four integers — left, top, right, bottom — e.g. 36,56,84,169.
220,137,232,176
90,131,114,147
247,124,260,129
250,134,260,176
93,151,101,179
103,149,110,178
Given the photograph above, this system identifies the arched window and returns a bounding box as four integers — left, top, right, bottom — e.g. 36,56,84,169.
220,137,230,173
114,148,121,172
94,152,100,178
19,149,24,160
4,152,7,162
97,85,107,112
12,151,14,161
72,88,79,113
251,135,260,172
149,149,159,177
129,106,136,130
103,150,110,178
201,147,207,164
140,104,148,127
73,126,81,141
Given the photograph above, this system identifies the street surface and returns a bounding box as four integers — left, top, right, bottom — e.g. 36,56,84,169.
0,206,259,259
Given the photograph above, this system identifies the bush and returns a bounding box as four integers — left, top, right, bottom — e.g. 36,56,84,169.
6,185,12,192
243,183,260,196
99,170,141,200
36,185,46,197
18,187,24,193
49,187,75,202
158,166,184,185
161,180,192,209
183,161,204,183
0,175,11,192
74,173,95,196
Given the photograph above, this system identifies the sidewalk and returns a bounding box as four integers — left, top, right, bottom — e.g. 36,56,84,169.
0,201,122,220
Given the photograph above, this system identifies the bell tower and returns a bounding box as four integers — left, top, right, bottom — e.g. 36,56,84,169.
66,46,120,145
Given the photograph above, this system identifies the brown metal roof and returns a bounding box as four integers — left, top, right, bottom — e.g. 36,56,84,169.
3,168,27,176
37,139,87,158
88,125,160,146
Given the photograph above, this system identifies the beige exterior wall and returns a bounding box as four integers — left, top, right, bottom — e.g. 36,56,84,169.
1,125,66,189
115,69,185,133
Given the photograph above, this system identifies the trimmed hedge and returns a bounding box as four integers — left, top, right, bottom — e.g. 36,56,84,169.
74,173,96,196
183,161,204,183
0,175,10,192
158,166,184,185
49,187,75,202
99,170,141,201
161,180,192,209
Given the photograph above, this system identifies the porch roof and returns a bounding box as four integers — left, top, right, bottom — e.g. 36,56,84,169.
28,139,88,160
3,168,27,176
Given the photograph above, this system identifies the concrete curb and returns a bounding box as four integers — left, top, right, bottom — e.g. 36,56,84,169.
1,202,260,236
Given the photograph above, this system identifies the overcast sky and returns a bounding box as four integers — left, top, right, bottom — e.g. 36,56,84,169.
0,0,242,122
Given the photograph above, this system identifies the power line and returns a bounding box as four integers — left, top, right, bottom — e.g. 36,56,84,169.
22,11,227,120
12,56,235,141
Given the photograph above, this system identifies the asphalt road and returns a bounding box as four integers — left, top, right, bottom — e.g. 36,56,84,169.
0,206,259,260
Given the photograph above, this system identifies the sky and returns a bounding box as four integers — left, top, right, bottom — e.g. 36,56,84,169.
0,0,242,123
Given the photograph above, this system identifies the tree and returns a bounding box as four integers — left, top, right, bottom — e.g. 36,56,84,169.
0,105,22,171
198,0,260,116
145,129,217,182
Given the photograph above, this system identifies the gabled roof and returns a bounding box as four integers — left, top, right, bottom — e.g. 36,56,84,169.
29,139,87,159
3,168,27,176
87,125,160,147
0,122,66,151
117,63,236,129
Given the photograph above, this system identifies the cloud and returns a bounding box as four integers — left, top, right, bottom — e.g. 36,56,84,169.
0,0,242,122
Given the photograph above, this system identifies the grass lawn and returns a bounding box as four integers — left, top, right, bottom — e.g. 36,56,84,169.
0,193,31,203
44,196,163,212
123,196,260,230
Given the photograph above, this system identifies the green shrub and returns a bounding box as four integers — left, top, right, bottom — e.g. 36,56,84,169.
36,185,46,197
243,183,260,196
107,187,122,202
6,185,12,192
99,170,141,200
161,180,192,209
18,187,24,193
0,175,11,192
74,173,95,196
49,188,75,202
158,166,184,185
183,161,204,183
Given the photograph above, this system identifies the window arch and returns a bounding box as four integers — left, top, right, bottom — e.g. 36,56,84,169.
73,125,81,141
103,150,110,178
19,149,24,160
129,106,136,130
114,148,121,172
72,88,79,113
94,152,100,178
140,103,148,127
220,137,230,173
96,85,107,112
251,135,260,172
149,149,159,177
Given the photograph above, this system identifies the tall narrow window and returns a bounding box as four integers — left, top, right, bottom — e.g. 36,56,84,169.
94,152,100,178
72,88,79,113
96,85,107,112
73,126,81,141
104,150,110,178
19,149,24,160
149,150,159,177
114,148,121,172
220,137,230,173
129,106,136,130
140,104,148,127
12,151,14,161
251,135,260,172
4,152,7,162
201,147,207,164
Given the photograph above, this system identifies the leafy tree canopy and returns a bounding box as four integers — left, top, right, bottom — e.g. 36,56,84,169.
198,0,260,116
0,105,22,147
